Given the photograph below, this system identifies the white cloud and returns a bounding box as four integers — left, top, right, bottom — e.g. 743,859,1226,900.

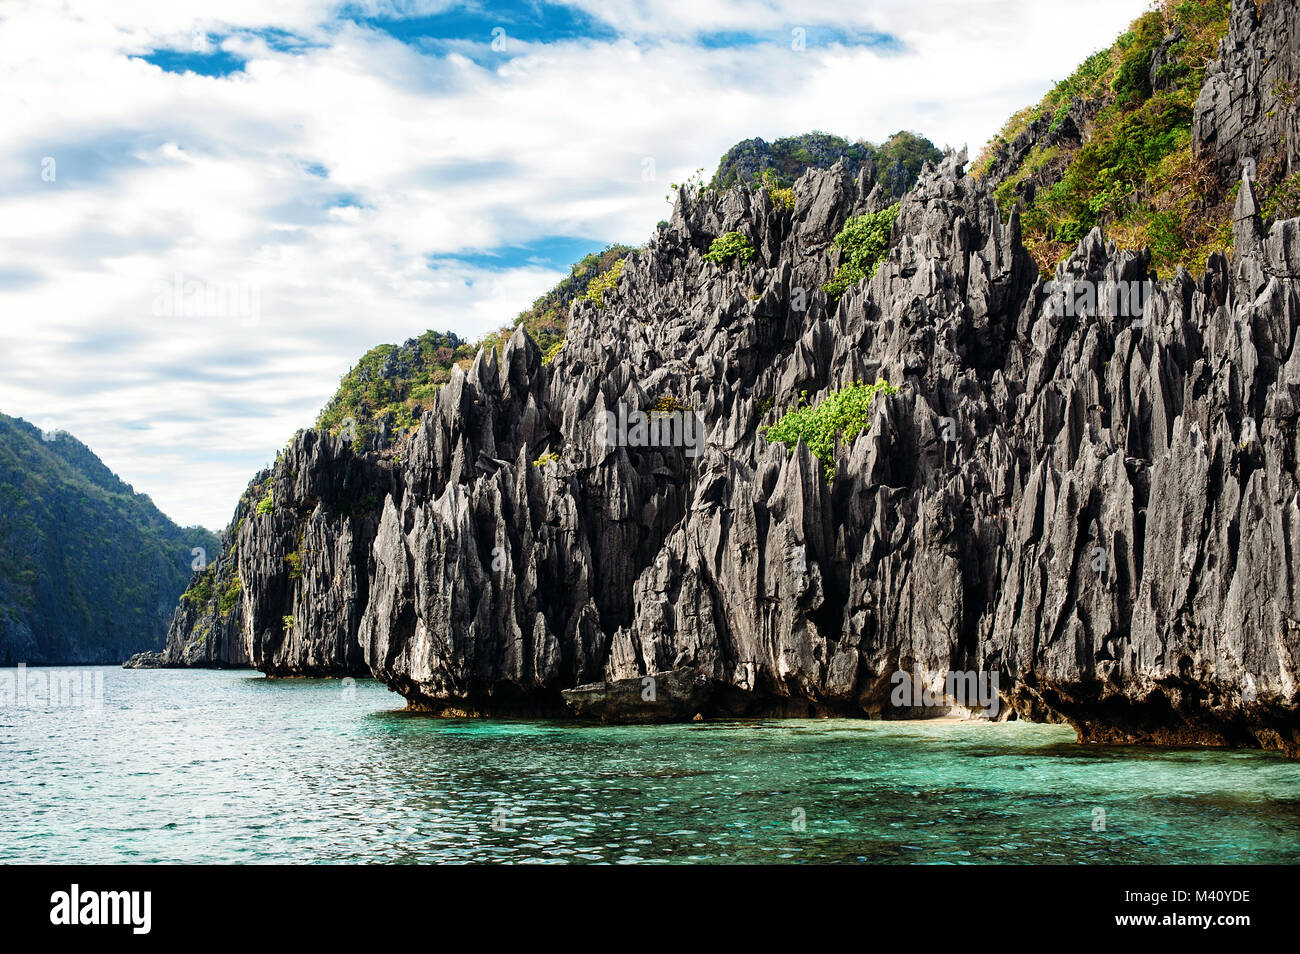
0,0,1149,529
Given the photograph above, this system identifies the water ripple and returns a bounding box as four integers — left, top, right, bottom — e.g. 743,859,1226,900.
1,667,1298,863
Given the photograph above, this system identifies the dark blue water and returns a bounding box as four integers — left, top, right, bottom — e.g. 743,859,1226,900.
2,667,1297,863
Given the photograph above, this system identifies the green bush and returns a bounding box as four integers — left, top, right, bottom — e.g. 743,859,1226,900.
217,574,241,616
761,380,899,479
982,0,1233,275
756,169,796,210
703,232,756,267
769,185,796,210
1263,172,1300,223
284,551,302,579
316,329,471,442
584,258,626,307
651,395,690,415
1110,12,1163,106
182,566,216,606
256,490,274,516
822,204,900,300
542,340,565,365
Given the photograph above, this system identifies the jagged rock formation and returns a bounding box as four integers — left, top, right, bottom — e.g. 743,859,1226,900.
236,431,389,677
0,413,219,665
166,0,1300,754
148,438,389,675
1194,0,1300,189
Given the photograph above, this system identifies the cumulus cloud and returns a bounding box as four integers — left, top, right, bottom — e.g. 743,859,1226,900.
0,0,1149,529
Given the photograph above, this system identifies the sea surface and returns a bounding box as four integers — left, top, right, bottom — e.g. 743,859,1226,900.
2,666,1298,864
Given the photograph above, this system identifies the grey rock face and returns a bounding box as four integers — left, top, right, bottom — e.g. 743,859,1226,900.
174,155,1300,753
339,147,1298,754
164,0,1300,754
122,651,166,669
1194,0,1300,186
236,431,389,677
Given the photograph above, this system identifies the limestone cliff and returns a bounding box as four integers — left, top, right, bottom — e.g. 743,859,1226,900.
162,0,1300,754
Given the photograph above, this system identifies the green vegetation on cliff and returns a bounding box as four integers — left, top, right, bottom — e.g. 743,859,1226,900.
581,255,627,307
823,204,901,300
975,0,1234,274
217,573,242,616
711,131,942,197
317,330,472,446
762,380,899,479
480,244,633,352
703,232,756,267
321,245,634,446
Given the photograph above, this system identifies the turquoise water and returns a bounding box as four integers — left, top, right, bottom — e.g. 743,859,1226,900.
1,666,1297,864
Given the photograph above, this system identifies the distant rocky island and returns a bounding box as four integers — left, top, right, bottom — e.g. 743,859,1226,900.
144,0,1300,756
0,413,218,665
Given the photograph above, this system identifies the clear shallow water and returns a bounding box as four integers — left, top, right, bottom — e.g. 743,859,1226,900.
1,666,1298,864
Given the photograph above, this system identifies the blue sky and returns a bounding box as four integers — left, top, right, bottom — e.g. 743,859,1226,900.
0,0,1150,530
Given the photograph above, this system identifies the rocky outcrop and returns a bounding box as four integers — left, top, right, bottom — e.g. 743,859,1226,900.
157,429,397,675
1194,0,1300,187
158,575,250,669
122,651,166,669
165,0,1300,754
563,669,714,722
235,430,389,677
332,146,1298,754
